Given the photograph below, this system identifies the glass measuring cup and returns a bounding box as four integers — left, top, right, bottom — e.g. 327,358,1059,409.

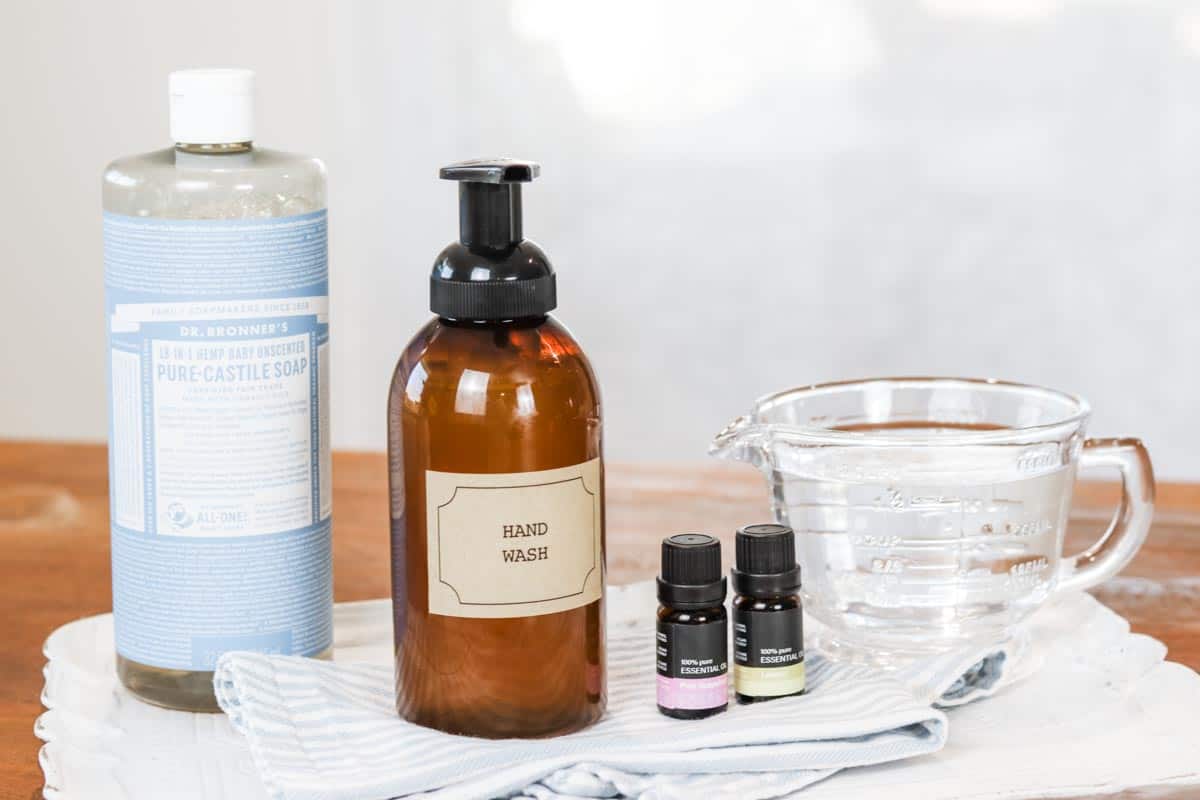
711,378,1155,666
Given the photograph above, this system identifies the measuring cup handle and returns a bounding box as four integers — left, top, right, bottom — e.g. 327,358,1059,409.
1057,438,1156,593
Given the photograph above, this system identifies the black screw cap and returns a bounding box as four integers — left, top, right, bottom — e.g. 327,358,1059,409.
732,523,801,595
658,534,727,609
736,523,796,575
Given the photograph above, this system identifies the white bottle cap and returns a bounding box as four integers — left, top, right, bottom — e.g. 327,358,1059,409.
168,68,255,145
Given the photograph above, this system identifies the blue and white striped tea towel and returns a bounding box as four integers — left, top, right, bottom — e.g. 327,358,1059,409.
214,582,1011,800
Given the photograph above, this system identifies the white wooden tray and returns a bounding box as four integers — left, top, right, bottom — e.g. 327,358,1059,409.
37,583,1200,800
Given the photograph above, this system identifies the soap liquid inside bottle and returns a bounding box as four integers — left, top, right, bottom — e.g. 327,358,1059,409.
388,315,606,737
103,143,328,712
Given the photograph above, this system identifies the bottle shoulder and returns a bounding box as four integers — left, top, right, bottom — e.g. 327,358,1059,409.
393,315,600,401
103,147,326,219
732,593,801,612
658,605,727,624
104,146,323,176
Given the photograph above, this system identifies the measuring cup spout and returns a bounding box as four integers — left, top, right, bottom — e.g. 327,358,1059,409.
709,415,772,471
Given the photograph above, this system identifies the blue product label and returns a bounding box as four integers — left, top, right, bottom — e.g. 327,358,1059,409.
104,210,332,671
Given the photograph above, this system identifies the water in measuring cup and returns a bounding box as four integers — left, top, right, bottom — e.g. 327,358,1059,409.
776,423,1074,658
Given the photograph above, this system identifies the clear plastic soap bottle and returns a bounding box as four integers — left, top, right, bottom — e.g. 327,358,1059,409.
388,159,606,738
102,69,332,711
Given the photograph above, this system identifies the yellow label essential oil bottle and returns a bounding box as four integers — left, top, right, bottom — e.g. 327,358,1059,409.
387,159,606,738
731,524,806,703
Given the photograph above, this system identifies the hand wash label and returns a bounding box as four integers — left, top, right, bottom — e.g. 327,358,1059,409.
424,459,602,618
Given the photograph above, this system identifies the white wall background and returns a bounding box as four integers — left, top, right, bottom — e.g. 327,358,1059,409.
0,0,1196,478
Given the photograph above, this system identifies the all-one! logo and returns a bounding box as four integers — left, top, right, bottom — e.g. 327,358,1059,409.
166,501,194,530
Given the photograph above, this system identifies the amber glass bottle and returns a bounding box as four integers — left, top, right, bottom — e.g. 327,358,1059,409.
388,160,605,738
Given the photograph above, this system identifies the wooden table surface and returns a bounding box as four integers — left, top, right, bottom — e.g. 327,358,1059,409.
2,440,1198,799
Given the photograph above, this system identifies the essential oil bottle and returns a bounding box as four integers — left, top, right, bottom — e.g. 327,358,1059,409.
731,524,805,703
388,159,605,738
102,69,332,711
656,534,729,719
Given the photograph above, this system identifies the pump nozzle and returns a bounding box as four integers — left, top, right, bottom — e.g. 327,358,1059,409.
440,158,540,250
439,159,540,184
430,158,556,320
